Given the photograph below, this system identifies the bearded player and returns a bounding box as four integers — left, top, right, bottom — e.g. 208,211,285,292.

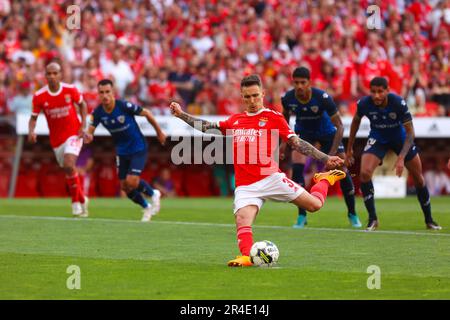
170,74,346,267
28,62,89,217
281,67,361,229
346,77,441,231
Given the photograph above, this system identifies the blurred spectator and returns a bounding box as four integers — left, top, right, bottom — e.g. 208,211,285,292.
0,0,448,118
147,67,177,115
153,167,176,197
82,70,100,113
8,81,32,114
100,47,135,96
424,158,450,195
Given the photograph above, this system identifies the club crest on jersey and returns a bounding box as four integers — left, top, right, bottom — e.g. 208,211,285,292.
258,117,268,127
389,112,397,120
65,94,71,103
117,115,125,124
310,106,319,113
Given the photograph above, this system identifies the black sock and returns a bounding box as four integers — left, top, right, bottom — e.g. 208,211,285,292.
360,181,377,221
340,173,356,215
292,164,306,216
416,185,433,223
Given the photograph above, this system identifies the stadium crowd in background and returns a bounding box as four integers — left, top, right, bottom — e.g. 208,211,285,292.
0,0,449,198
0,0,449,118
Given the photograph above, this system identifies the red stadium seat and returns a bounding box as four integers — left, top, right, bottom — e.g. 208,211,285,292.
184,165,217,197
96,162,120,197
38,163,69,197
15,168,40,197
0,162,11,198
170,166,186,196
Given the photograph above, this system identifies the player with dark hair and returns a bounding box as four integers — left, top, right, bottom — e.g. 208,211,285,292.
281,66,361,229
170,74,346,267
29,62,89,217
346,76,441,231
84,79,167,221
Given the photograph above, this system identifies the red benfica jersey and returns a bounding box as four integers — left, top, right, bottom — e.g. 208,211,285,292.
219,108,295,187
32,83,83,148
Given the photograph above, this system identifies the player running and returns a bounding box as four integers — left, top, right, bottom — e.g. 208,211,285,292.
83,79,166,222
170,74,346,267
346,77,442,231
28,62,89,217
281,67,361,229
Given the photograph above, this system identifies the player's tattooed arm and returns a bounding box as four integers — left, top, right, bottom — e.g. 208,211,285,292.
287,136,330,163
170,101,220,133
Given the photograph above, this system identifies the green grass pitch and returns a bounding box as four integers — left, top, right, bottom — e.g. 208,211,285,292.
0,196,449,300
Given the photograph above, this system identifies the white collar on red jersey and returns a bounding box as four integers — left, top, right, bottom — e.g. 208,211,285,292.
245,107,270,116
46,84,63,96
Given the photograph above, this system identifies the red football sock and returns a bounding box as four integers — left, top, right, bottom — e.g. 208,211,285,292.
66,174,80,203
237,225,253,256
310,179,330,206
77,178,85,204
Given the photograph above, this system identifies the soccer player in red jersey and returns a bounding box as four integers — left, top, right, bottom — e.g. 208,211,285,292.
28,62,89,217
170,74,346,267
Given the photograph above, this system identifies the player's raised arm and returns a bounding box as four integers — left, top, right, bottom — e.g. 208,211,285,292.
139,109,167,145
345,114,362,167
169,101,221,133
287,135,344,169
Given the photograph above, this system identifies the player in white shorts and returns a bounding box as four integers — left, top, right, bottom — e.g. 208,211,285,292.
170,74,346,267
28,62,89,217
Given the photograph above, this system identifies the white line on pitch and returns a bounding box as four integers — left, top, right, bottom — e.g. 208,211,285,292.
0,214,448,238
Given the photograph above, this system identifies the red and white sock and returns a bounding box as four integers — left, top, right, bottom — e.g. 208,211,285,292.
66,174,80,203
237,225,253,256
77,176,85,204
310,180,330,207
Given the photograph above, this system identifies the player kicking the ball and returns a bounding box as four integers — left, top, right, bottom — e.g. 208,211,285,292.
29,62,89,217
83,79,166,222
170,74,346,267
346,77,441,231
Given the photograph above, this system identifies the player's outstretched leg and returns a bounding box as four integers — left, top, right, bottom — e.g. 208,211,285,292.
339,171,362,228
291,169,346,215
291,163,308,228
137,179,161,215
228,205,258,267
